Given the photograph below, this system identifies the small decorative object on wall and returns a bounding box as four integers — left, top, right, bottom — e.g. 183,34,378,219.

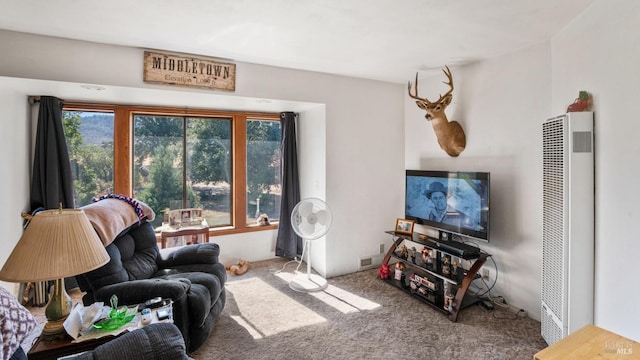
395,218,415,235
144,51,236,91
408,66,466,157
566,90,592,112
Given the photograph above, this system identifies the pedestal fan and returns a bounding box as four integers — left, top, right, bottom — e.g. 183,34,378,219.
289,198,332,292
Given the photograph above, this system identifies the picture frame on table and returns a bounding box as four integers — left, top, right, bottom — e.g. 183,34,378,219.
395,218,415,236
167,208,204,227
180,209,192,222
165,233,205,248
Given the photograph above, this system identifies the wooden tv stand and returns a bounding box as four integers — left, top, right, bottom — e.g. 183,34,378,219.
381,231,489,322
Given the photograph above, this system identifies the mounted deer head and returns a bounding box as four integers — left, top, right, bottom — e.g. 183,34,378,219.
408,66,466,157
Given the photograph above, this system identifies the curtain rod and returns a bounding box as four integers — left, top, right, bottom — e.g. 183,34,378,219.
28,96,66,105
29,96,120,109
25,98,260,113
27,96,198,113
27,97,282,117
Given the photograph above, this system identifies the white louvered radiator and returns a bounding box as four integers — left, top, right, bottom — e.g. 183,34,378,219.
541,112,594,345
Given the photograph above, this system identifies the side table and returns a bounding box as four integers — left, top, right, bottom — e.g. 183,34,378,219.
534,324,638,359
28,301,174,359
28,333,117,360
160,225,210,249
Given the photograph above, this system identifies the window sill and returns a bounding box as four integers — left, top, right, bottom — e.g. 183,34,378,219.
210,223,279,236
155,223,279,240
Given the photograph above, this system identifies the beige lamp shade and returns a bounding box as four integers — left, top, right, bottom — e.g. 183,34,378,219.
0,209,110,282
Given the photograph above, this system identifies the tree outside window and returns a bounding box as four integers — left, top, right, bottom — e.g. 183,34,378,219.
62,111,114,207
246,119,281,224
63,106,281,234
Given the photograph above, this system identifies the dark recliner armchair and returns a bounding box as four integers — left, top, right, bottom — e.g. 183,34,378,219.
75,323,190,360
75,219,226,353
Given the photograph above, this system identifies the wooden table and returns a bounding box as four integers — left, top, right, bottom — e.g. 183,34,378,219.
534,324,638,359
160,225,209,248
28,332,118,359
28,301,174,359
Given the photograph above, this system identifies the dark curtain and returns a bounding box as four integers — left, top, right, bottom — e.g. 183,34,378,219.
276,112,302,258
27,96,76,302
30,96,74,211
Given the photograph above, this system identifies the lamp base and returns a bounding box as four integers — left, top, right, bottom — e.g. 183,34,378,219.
42,278,72,340
41,317,69,340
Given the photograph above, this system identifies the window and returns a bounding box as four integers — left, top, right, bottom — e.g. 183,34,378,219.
62,110,114,207
246,119,282,224
62,105,281,234
133,114,233,228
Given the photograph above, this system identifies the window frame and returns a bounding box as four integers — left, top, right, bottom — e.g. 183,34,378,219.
64,103,280,236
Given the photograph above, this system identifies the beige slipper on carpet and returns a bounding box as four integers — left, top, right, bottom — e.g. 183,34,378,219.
226,259,250,275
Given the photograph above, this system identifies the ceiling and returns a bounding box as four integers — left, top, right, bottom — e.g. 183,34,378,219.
1,0,595,84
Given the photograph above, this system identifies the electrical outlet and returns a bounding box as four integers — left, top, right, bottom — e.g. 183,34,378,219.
379,244,385,254
482,268,490,279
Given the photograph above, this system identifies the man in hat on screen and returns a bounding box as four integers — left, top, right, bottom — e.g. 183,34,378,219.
425,181,475,229
425,181,451,223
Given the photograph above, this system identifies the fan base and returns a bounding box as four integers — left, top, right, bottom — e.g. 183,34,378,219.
289,273,328,292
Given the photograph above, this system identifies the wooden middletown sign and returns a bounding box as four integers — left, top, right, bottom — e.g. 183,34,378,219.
143,51,236,91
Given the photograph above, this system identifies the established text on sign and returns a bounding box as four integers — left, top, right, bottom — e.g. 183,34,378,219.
143,51,236,91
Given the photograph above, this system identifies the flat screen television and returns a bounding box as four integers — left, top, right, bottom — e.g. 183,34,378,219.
405,170,490,242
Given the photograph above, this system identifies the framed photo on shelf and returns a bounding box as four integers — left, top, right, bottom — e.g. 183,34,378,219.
395,218,414,235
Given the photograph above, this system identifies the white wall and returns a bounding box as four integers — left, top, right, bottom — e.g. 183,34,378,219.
551,0,640,341
405,42,551,321
12,6,639,340
0,85,32,294
403,0,640,341
297,106,328,275
0,30,404,284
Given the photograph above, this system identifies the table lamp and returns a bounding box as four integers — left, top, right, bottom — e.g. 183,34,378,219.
0,208,109,338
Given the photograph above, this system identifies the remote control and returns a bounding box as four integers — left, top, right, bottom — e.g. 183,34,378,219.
141,308,152,325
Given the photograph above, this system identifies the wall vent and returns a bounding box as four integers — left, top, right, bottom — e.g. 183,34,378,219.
573,131,593,153
541,112,594,346
359,255,382,271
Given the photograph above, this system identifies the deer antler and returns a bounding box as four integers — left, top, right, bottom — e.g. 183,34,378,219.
407,65,466,157
408,67,454,104
437,65,454,103
407,72,432,104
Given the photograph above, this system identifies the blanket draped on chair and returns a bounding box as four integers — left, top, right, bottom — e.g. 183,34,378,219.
82,198,155,246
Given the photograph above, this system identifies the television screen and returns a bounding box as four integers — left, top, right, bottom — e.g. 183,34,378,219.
405,170,490,241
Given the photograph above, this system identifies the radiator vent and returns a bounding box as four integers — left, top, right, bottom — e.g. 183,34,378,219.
541,303,563,345
542,117,565,323
541,112,594,346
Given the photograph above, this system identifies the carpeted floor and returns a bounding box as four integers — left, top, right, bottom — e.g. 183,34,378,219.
24,258,548,359
190,258,547,360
